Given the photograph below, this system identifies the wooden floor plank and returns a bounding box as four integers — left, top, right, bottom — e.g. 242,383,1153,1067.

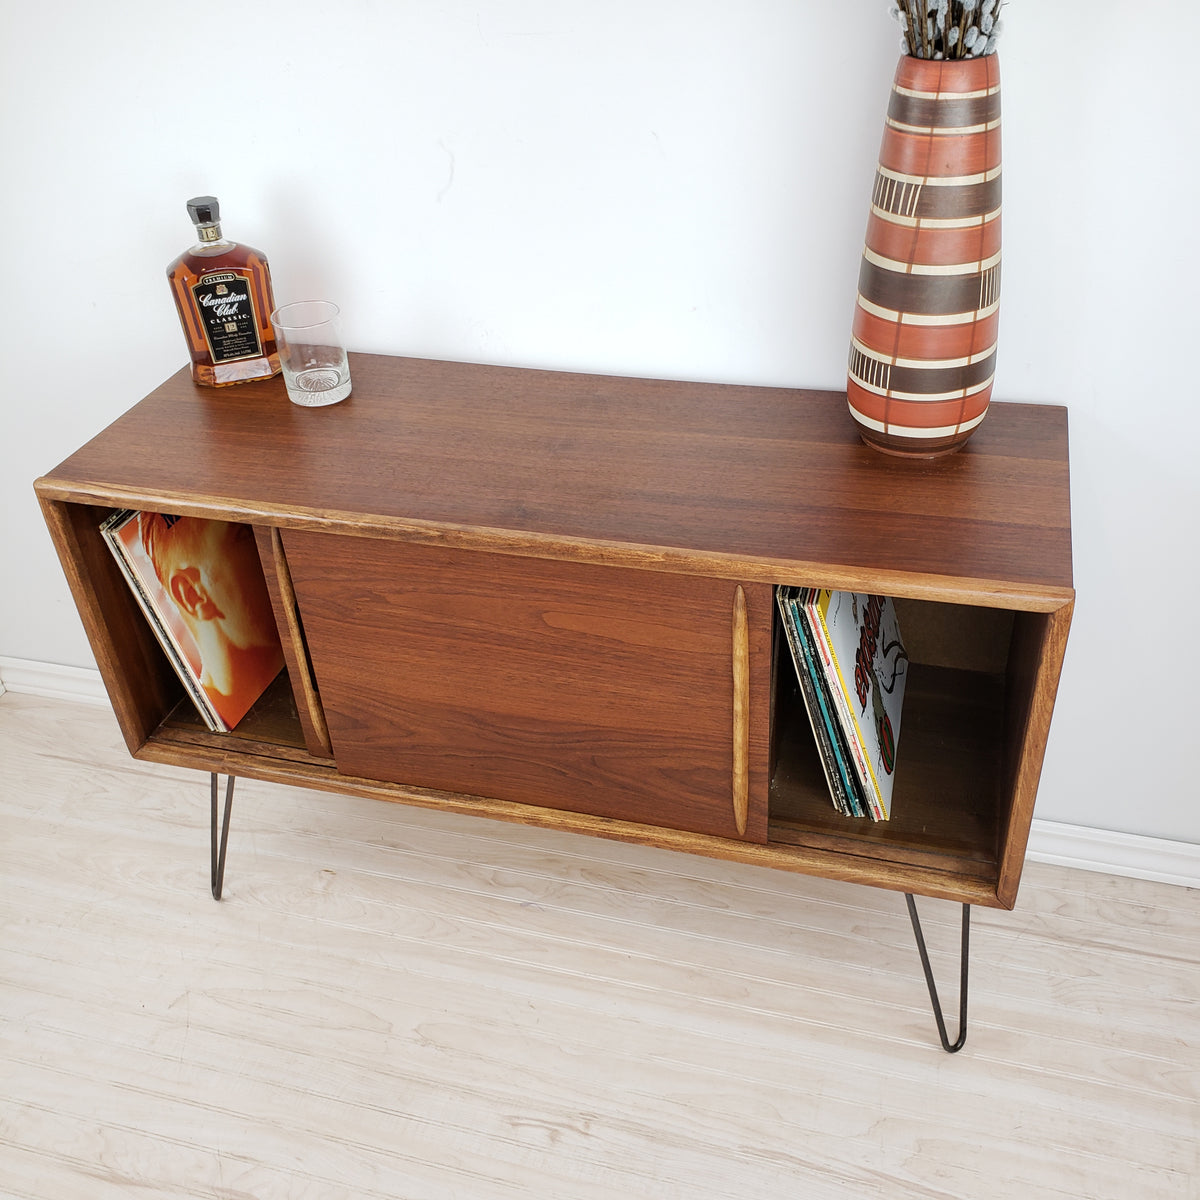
3,693,1199,1199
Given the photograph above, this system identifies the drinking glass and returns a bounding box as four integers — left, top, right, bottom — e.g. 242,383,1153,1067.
269,299,352,407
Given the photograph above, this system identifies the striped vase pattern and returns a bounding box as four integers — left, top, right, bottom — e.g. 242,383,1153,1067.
847,54,1001,457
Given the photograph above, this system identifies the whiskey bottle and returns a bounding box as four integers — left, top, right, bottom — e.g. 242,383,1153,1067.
166,196,281,386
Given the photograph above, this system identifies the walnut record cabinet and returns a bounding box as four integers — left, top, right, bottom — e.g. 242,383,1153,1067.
35,353,1074,1051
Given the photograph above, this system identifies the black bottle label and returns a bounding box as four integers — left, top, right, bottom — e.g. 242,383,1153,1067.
192,271,263,364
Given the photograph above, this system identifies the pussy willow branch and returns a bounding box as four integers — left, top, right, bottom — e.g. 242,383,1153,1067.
894,0,1003,59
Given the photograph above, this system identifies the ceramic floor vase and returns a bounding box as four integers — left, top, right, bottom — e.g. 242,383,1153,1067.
847,54,1001,457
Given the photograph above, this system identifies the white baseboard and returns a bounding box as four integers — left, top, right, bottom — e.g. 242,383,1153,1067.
0,656,110,706
2,656,1197,889
1025,823,1200,890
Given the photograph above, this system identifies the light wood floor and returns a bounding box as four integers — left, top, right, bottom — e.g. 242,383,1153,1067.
2,692,1197,1199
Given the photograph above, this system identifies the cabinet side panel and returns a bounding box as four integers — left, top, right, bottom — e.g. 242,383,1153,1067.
35,496,182,753
282,532,770,842
996,599,1074,906
253,526,334,759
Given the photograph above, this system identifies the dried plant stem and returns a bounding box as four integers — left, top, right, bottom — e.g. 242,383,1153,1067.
894,0,1002,59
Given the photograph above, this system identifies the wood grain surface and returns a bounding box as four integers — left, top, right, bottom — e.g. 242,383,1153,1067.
282,531,773,843
252,526,334,759
731,585,750,836
36,497,183,754
35,354,1073,604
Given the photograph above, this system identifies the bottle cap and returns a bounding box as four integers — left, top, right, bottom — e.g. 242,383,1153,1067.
187,196,220,225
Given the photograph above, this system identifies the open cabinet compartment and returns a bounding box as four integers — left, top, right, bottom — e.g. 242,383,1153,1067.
37,498,328,763
768,592,1069,907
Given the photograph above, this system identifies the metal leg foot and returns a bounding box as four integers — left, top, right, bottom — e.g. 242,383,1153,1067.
905,894,969,1053
210,773,236,901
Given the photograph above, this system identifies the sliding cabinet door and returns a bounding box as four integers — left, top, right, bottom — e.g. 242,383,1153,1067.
282,532,771,842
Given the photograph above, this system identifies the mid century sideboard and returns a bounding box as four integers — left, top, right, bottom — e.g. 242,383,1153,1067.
35,353,1073,1051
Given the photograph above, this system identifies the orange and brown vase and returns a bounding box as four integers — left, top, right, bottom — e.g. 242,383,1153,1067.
847,53,1002,457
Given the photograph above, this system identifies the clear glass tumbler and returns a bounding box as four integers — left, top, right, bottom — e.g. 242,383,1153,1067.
269,299,352,407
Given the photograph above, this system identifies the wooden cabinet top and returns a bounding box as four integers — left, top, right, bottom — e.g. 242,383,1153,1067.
38,353,1072,607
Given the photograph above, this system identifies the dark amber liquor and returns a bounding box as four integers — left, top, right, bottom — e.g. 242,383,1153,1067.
166,196,281,387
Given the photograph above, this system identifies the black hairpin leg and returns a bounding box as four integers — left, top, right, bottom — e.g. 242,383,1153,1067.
210,773,236,901
905,894,969,1053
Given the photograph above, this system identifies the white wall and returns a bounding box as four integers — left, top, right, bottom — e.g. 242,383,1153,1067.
3,1,1197,843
